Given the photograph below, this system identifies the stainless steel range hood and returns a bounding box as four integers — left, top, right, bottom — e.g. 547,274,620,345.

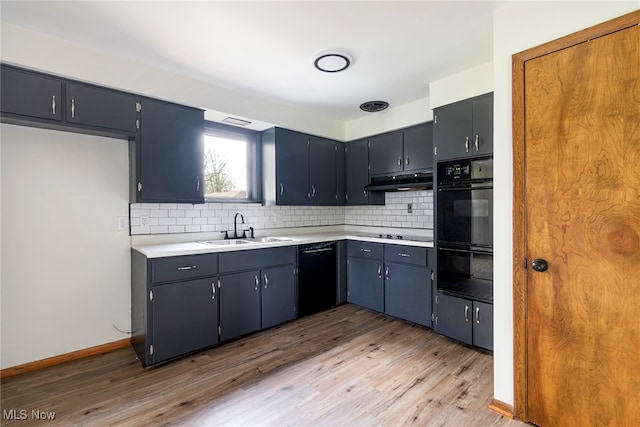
364,171,433,192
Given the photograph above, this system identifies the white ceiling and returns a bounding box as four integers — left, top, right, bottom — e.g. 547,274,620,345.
0,1,505,122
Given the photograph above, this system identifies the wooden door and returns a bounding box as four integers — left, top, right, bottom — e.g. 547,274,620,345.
514,13,640,426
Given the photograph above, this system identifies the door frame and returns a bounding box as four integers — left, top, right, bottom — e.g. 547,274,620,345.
511,10,640,422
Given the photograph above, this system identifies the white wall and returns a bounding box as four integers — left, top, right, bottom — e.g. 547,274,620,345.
491,1,639,406
429,62,493,109
1,124,131,369
345,98,432,141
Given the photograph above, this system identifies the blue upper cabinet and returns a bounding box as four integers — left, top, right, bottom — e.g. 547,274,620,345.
133,98,205,204
262,127,340,206
1,65,63,122
368,122,434,177
433,92,493,161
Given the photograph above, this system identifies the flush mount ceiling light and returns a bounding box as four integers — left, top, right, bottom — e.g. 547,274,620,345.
313,50,352,73
360,101,389,112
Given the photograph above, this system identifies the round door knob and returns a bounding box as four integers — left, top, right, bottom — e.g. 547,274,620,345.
531,258,549,272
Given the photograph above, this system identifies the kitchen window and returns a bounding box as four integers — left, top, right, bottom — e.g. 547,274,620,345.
203,121,261,202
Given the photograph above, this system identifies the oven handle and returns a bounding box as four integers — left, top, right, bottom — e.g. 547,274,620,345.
437,185,493,192
438,246,493,255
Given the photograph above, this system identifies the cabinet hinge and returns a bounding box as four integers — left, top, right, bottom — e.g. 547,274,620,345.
149,344,154,355
434,114,437,124
149,290,153,301
136,119,140,129
135,102,142,113
138,182,143,192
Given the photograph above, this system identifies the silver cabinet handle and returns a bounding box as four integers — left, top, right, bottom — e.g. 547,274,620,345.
71,98,75,118
475,306,480,324
398,253,410,257
360,248,372,253
211,282,216,300
264,274,269,289
385,266,389,279
405,156,410,166
363,190,367,197
254,275,259,291
196,175,200,191
52,95,56,115
377,265,382,278
279,183,284,196
465,136,470,152
397,157,402,166
177,265,197,271
311,185,316,197
464,305,470,322
474,135,480,151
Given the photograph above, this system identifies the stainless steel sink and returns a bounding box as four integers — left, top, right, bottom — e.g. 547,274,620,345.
199,239,254,246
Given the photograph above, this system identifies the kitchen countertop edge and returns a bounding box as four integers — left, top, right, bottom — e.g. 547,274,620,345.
132,232,434,258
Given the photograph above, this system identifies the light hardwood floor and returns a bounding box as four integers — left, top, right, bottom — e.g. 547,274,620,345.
1,305,525,426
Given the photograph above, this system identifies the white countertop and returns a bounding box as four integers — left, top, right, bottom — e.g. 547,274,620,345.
132,231,434,258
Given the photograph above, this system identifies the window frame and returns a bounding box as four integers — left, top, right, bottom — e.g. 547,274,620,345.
202,121,262,203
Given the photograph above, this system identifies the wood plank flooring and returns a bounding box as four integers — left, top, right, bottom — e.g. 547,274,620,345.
1,305,525,426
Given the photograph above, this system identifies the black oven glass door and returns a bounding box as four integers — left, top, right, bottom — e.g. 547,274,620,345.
437,184,493,247
437,246,493,303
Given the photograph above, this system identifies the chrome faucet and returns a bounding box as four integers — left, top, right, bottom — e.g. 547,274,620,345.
234,212,245,238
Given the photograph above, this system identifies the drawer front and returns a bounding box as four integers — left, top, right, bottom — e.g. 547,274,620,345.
219,246,296,273
384,244,427,267
347,241,383,259
151,253,218,284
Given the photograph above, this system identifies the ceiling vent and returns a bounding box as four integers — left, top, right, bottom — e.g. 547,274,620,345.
359,101,389,113
222,117,252,126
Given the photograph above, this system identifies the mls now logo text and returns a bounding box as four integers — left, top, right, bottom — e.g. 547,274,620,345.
3,409,57,421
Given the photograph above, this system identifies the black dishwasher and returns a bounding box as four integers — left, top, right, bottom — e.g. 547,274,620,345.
298,242,337,317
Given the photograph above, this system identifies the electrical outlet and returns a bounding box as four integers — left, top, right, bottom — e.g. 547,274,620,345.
407,203,413,213
117,216,129,231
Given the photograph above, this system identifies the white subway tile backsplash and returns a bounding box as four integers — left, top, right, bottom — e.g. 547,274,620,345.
129,190,433,235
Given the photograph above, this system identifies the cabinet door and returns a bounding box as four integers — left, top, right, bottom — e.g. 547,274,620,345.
347,258,384,312
1,66,62,121
66,83,137,133
309,136,337,205
369,131,403,176
433,100,473,161
261,265,297,329
336,141,346,205
403,123,433,173
472,301,493,351
345,139,370,205
136,98,204,203
275,128,310,205
434,292,472,345
384,263,432,327
151,278,219,364
219,270,261,341
471,94,493,157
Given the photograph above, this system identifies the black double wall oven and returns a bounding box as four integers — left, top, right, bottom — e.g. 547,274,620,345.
436,158,493,303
